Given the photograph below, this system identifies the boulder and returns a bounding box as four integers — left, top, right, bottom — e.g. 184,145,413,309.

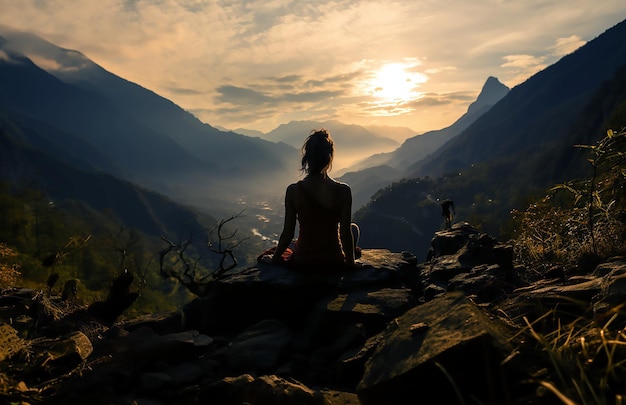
183,249,419,337
357,292,517,404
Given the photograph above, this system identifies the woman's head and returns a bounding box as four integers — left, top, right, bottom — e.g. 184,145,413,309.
301,129,334,176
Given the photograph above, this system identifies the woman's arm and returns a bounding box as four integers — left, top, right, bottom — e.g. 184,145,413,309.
338,184,355,268
272,184,297,263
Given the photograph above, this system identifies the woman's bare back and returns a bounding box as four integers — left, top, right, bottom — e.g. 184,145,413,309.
298,176,349,210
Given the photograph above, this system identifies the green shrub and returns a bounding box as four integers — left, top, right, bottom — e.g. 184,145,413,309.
511,128,626,270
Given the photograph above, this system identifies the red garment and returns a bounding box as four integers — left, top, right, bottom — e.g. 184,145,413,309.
291,181,346,266
257,246,293,263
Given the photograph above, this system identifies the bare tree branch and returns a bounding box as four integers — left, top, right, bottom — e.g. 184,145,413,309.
159,211,248,296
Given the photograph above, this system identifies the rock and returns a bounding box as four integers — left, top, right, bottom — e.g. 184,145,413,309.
447,263,518,303
119,327,214,364
118,311,184,334
429,222,480,257
183,249,419,337
0,323,25,362
211,319,293,374
325,288,418,334
199,374,324,405
357,292,517,404
426,222,514,286
48,330,93,362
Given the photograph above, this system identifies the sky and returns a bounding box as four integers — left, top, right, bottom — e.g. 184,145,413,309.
0,1,625,138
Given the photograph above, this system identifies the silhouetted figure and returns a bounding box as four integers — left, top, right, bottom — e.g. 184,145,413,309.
441,199,455,229
88,269,139,324
270,129,355,271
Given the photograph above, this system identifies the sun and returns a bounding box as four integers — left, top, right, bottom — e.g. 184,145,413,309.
372,64,413,100
365,62,426,107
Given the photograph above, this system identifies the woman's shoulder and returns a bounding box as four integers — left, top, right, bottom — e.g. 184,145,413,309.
285,182,300,194
332,179,351,192
328,179,351,201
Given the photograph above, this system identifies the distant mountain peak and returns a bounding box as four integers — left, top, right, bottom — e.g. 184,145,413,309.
484,75,502,85
467,76,510,116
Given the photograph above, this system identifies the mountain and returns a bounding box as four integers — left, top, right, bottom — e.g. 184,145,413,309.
410,21,626,180
353,18,626,257
339,77,510,210
0,112,213,245
393,77,509,170
262,120,400,171
0,28,298,209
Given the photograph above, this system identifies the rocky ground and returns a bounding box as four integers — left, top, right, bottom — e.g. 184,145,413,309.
2,222,626,404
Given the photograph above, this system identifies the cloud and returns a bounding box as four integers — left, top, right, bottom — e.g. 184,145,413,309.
216,83,346,108
550,35,586,57
215,85,274,105
501,54,547,69
498,34,585,85
166,87,206,96
267,75,302,84
0,0,625,132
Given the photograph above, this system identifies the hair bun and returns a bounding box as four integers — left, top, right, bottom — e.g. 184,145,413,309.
312,129,330,139
301,129,334,175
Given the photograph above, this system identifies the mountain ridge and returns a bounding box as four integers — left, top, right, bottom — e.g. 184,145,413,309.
411,19,626,179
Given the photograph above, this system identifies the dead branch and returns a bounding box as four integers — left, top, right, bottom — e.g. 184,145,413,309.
159,211,247,296
208,209,248,279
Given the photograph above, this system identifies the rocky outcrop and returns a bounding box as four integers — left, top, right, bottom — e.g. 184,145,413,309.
2,222,626,404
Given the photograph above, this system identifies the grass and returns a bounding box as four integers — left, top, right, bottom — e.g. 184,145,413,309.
508,302,626,404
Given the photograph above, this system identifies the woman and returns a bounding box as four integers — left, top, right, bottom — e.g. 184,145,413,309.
271,129,356,271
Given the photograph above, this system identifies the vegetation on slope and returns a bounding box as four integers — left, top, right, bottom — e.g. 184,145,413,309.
0,182,212,316
511,126,626,270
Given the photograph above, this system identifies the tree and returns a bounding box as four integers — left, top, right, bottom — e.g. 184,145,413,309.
159,210,246,297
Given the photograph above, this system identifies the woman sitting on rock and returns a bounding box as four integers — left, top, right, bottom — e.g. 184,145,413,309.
269,129,356,271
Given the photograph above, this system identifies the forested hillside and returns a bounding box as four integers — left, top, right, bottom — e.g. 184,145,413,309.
0,181,189,315
0,115,264,314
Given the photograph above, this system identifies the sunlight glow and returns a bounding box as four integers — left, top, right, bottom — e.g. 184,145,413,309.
362,62,427,116
373,64,413,100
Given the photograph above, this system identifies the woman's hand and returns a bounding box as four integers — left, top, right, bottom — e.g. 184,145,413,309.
259,254,274,264
259,254,286,265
